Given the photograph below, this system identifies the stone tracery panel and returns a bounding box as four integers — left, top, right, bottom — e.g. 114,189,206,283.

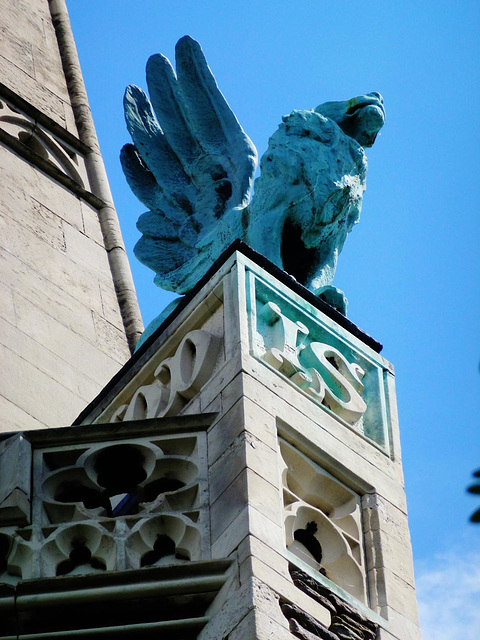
279,439,367,604
0,428,208,583
127,513,202,569
41,522,115,577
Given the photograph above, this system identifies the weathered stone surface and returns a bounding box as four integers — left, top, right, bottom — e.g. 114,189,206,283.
290,568,378,637
225,609,257,640
0,342,89,428
367,567,419,625
0,316,98,403
0,140,129,421
92,311,132,364
0,394,44,431
209,431,246,504
0,53,68,128
0,245,102,338
1,0,76,132
81,200,106,247
0,25,35,78
282,602,334,639
210,431,279,508
14,295,126,379
289,577,338,616
211,469,248,543
197,580,254,640
0,151,83,233
73,248,420,639
62,221,113,276
378,606,422,640
364,525,415,586
0,0,142,430
330,621,364,640
290,617,338,640
0,434,31,526
246,555,332,630
282,577,379,640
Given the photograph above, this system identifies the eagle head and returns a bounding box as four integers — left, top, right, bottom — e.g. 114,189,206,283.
315,92,385,148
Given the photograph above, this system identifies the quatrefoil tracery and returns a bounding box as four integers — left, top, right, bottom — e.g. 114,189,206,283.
42,441,199,524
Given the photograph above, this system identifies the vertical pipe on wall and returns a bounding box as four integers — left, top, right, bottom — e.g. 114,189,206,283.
48,0,144,353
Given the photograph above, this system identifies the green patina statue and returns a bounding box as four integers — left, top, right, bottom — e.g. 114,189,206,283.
121,36,385,340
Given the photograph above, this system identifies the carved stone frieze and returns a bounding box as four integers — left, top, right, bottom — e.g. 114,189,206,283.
108,329,221,423
248,272,391,450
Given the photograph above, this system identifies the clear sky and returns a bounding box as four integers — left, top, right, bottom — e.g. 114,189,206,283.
67,2,480,636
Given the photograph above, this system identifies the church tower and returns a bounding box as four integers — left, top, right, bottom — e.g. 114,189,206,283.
0,6,421,640
0,245,421,640
0,0,143,431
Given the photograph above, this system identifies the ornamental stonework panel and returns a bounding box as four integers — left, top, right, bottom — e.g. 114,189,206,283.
247,270,392,453
0,423,209,584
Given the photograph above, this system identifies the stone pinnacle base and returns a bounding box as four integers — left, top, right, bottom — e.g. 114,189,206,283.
0,247,421,639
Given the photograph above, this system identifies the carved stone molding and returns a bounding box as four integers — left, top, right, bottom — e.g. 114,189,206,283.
0,560,233,639
0,96,89,189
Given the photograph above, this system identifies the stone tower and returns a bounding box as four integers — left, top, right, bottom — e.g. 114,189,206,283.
0,4,421,639
0,0,143,431
0,244,421,639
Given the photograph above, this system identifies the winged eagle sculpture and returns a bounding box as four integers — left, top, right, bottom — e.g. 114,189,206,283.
121,36,385,332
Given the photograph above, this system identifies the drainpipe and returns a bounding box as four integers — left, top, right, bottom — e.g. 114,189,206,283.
48,0,144,353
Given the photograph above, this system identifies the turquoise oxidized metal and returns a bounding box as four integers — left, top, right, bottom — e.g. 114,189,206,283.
121,36,385,332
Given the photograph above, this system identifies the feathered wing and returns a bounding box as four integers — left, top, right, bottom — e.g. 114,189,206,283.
121,36,258,293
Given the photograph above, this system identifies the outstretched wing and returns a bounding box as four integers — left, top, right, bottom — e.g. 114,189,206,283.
121,36,257,292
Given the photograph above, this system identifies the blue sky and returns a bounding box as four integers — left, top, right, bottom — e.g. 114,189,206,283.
67,2,480,635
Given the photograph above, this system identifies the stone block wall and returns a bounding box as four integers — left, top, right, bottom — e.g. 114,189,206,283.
0,0,78,135
71,248,421,640
0,0,141,431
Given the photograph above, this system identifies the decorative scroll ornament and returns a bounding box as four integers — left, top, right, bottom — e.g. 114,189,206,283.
122,36,385,316
258,302,366,425
110,329,221,422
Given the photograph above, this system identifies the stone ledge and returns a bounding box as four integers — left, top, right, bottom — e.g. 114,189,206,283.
0,559,233,639
0,413,217,447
